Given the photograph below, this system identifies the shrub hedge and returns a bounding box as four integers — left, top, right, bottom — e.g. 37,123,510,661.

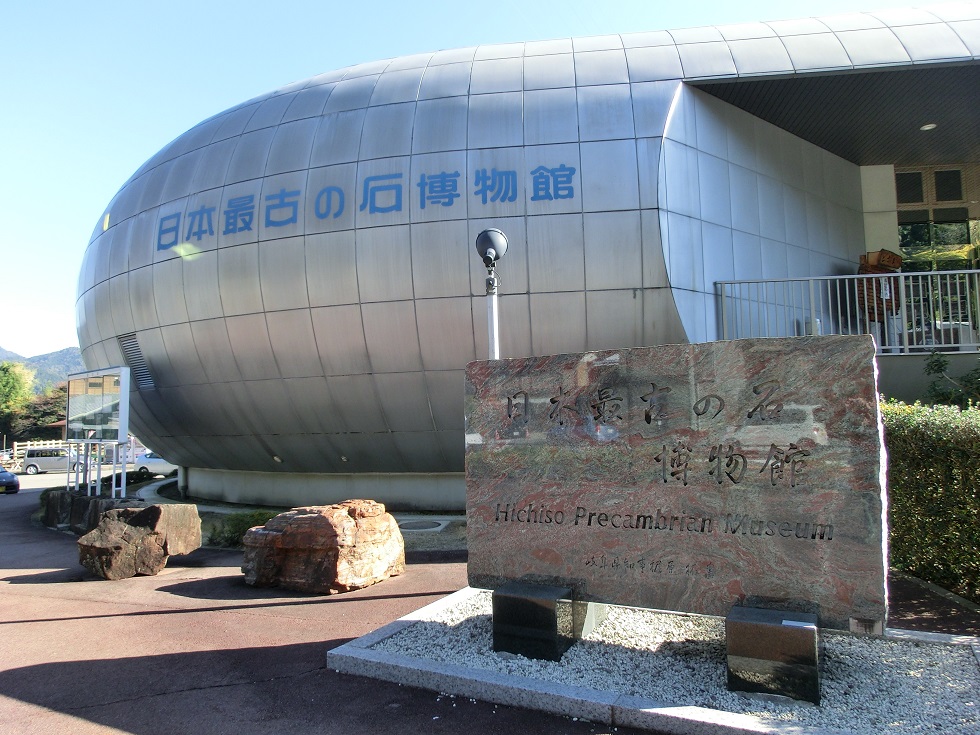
881,400,980,604
207,510,280,548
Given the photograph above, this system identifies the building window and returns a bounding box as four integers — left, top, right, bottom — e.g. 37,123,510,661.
898,209,976,271
934,170,963,202
896,171,924,204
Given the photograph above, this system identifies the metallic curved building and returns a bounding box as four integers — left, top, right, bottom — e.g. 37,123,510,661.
77,6,980,508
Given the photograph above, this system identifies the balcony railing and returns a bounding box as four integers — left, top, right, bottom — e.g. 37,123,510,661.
717,269,980,354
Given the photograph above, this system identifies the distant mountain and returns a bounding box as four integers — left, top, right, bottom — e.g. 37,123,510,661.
0,346,85,392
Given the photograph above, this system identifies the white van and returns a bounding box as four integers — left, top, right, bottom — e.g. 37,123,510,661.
21,447,88,475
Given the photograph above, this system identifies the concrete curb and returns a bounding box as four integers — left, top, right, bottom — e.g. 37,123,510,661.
327,587,980,735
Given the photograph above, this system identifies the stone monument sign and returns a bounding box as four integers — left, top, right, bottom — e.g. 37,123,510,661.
465,336,888,630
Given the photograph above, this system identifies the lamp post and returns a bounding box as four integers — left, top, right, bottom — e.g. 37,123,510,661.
474,228,508,360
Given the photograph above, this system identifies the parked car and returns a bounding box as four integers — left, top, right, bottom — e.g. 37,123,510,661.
134,452,178,477
21,447,94,475
0,469,19,493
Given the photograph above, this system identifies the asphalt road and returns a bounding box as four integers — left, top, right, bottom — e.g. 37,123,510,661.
0,485,643,735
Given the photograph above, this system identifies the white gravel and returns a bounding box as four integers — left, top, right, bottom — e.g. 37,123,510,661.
372,590,980,734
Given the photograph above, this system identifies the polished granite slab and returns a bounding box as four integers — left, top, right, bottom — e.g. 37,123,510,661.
465,336,887,630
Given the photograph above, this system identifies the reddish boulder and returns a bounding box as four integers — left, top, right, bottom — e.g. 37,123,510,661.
242,500,405,594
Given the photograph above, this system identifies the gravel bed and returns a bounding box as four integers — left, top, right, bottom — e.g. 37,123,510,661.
372,590,979,734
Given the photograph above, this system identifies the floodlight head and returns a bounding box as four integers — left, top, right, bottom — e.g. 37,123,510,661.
475,228,508,269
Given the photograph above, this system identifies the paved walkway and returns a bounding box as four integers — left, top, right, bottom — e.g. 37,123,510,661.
1,486,977,735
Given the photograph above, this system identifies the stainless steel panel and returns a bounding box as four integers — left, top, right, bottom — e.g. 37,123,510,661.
386,52,433,71
360,301,423,373
664,211,704,292
700,221,735,292
474,42,524,60
305,163,356,233
218,243,264,316
189,138,237,192
90,229,112,286
732,230,763,281
128,266,159,331
225,128,276,185
160,323,208,386
217,180,262,249
802,144,826,196
730,165,761,235
210,103,260,143
425,370,465,430
281,83,335,122
467,215,529,296
243,93,296,132
693,92,729,159
669,26,723,44
761,237,790,279
355,224,413,302
306,231,359,307
805,194,830,251
783,186,808,248
182,250,223,320
410,220,470,298
470,58,523,94
724,103,757,171
415,297,477,370
641,210,668,288
525,38,573,55
729,37,794,74
632,81,677,139
529,291,586,356
780,34,852,70
527,212,585,294
136,328,178,387
353,157,411,229
676,42,737,78
429,47,477,65
224,313,280,380
258,171,309,241
573,35,623,52
325,374,387,432
346,60,391,78
467,92,523,149
873,8,945,25
175,190,220,255
718,22,777,41
310,109,367,166
465,146,525,219
758,176,787,242
893,23,969,61
525,142,581,217
108,274,135,335
584,211,641,290
190,318,242,383
136,160,174,212
580,140,639,212
787,244,811,279
307,68,351,85
373,372,434,431
622,30,675,48
323,75,380,113
435,430,463,471
835,29,910,66
310,305,371,375
241,379,301,434
578,84,634,141
523,53,575,90
390,432,444,472
819,13,884,32
640,286,687,346
409,151,468,223
259,235,309,311
779,134,806,190
152,259,189,326
524,88,578,145
93,282,113,347
413,97,468,153
585,290,643,351
766,18,832,36
671,288,709,342
949,20,980,55
369,68,424,105
117,210,148,282
418,62,472,100
574,49,629,86
161,150,204,204
266,310,322,378
281,377,340,433
265,118,319,175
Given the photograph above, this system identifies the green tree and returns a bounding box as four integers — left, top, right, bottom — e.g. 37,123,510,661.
0,362,36,441
10,383,68,441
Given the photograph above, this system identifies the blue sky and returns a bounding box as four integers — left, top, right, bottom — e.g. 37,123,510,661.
1,0,909,358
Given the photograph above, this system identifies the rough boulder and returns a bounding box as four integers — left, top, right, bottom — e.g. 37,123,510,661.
78,504,202,580
242,499,405,594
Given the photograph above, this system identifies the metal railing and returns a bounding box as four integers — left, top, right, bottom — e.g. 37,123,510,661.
717,269,980,354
